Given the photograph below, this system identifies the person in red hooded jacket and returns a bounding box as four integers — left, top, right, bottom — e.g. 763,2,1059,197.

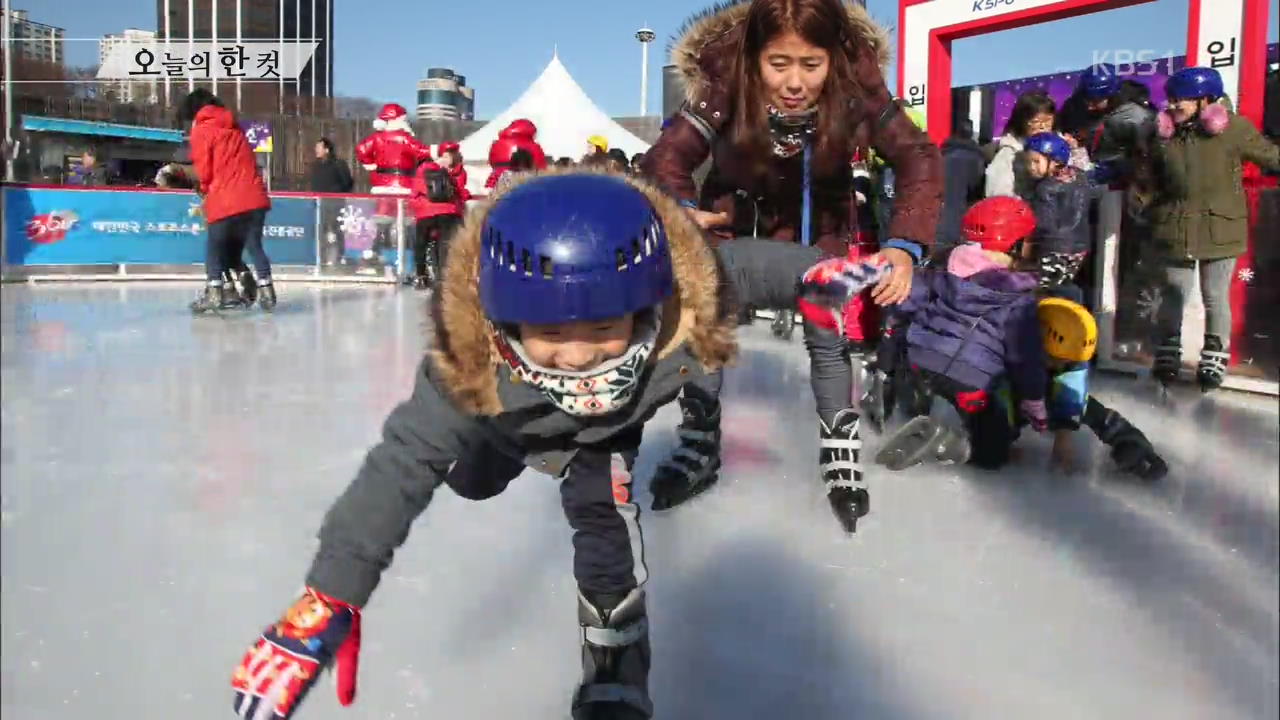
438,141,471,212
482,119,549,192
407,142,469,289
180,89,276,314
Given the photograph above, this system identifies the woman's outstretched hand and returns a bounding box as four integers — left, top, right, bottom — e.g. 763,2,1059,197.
868,247,915,306
687,208,731,230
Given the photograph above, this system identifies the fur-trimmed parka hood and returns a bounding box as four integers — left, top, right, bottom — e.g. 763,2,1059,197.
430,168,738,416
670,0,892,104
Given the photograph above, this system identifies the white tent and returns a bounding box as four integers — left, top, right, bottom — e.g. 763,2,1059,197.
458,52,652,194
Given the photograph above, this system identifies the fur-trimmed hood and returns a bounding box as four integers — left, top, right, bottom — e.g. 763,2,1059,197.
670,0,892,104
430,168,738,416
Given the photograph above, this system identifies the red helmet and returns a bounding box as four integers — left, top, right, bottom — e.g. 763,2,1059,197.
438,141,460,156
488,136,522,166
377,103,408,122
962,196,1037,253
501,118,538,140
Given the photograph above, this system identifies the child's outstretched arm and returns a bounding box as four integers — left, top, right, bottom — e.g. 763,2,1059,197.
231,357,482,719
306,358,482,604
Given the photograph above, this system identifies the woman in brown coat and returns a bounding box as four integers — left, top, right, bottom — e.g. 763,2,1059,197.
641,0,942,533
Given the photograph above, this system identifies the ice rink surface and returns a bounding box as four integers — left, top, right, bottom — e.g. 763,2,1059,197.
2,283,1277,720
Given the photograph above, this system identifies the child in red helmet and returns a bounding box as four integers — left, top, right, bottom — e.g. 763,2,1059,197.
827,197,1050,469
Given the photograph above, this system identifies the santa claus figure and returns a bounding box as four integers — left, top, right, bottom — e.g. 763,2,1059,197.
356,103,433,195
483,118,548,191
354,103,432,269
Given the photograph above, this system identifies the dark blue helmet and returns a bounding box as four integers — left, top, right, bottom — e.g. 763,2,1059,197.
1166,66,1224,101
1079,63,1120,99
479,173,674,326
1025,132,1072,166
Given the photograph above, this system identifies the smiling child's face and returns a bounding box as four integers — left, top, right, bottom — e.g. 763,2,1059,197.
517,314,636,372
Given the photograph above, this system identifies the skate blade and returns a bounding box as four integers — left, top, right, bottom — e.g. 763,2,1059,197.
873,416,943,471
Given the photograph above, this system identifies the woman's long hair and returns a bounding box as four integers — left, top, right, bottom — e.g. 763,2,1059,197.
1002,90,1056,139
727,0,863,179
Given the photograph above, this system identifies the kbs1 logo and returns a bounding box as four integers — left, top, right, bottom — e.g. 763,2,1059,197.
972,0,1016,12
1090,49,1179,77
25,211,80,244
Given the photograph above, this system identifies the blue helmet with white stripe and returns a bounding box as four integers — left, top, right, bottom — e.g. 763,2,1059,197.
1025,132,1072,166
1079,63,1121,99
1166,67,1224,101
478,173,674,325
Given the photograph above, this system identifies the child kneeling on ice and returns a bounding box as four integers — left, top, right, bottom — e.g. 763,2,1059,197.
856,196,1049,470
229,170,859,720
824,196,1166,477
1039,297,1168,480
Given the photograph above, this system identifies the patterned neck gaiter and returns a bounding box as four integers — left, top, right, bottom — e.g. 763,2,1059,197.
495,312,661,417
766,105,818,158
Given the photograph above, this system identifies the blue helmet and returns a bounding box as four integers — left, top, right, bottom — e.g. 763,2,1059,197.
1166,66,1224,101
1024,132,1072,166
478,174,674,326
1079,63,1120,99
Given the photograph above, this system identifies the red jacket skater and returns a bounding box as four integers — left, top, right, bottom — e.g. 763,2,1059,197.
188,105,270,224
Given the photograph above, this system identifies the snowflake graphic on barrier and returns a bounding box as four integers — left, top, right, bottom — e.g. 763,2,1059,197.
337,205,376,245
1237,267,1255,284
1136,286,1162,321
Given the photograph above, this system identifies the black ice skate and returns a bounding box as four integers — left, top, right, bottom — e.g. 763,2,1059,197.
412,275,430,291
237,270,258,305
572,588,652,720
770,309,796,340
189,284,230,315
649,393,721,511
820,409,869,534
1197,335,1229,393
873,415,971,472
1152,335,1181,386
1087,403,1168,480
257,282,277,312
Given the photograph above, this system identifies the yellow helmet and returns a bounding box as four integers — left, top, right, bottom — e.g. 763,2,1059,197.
1038,297,1097,363
587,135,608,151
903,105,927,131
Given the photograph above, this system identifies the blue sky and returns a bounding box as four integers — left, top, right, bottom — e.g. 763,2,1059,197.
39,0,1280,118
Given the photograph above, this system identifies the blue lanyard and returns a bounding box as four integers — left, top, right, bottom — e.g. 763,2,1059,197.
801,142,813,247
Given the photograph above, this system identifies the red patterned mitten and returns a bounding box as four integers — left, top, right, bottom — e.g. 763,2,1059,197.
231,587,361,719
796,258,891,335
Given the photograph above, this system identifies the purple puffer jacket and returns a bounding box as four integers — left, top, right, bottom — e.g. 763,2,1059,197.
894,256,1046,402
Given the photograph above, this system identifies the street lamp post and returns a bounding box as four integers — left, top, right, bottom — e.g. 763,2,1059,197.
635,26,655,117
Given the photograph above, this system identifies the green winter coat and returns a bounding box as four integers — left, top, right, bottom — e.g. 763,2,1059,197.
1149,109,1280,260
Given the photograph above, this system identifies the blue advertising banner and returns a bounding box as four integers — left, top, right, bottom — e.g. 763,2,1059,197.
3,187,316,267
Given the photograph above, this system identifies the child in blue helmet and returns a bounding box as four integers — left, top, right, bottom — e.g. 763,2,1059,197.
1019,131,1107,301
227,170,857,720
1147,66,1280,391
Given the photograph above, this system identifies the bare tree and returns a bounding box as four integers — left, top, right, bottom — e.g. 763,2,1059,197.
333,95,381,120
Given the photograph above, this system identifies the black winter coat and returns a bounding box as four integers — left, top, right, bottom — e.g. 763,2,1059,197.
1026,170,1102,257
309,157,354,193
935,137,986,249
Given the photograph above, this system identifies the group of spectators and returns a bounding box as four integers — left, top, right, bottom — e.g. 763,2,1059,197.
927,64,1279,393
